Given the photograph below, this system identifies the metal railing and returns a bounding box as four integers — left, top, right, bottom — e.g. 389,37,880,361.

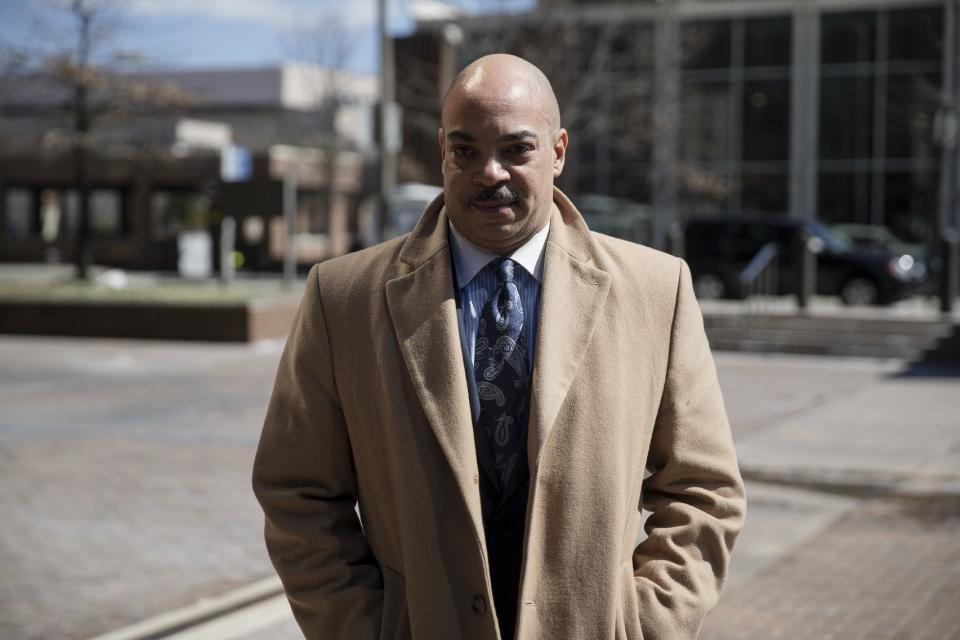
739,242,779,349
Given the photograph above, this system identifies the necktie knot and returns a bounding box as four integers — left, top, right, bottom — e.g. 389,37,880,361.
493,258,516,285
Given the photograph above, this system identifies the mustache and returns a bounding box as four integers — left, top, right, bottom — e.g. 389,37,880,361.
469,184,522,204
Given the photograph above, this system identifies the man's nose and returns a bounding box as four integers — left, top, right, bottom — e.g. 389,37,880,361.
475,156,509,185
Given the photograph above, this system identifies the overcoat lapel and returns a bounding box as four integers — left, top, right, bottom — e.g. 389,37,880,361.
526,189,611,471
385,195,487,538
384,189,611,536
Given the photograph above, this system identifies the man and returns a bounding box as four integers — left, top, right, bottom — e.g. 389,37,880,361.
253,54,745,640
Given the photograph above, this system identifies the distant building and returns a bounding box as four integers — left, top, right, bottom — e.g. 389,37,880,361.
0,63,378,271
393,0,950,251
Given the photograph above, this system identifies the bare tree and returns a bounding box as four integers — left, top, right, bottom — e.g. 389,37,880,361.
397,7,732,213
283,11,362,255
1,0,190,279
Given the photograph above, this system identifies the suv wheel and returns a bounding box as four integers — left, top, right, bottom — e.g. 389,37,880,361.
693,273,727,299
840,276,879,306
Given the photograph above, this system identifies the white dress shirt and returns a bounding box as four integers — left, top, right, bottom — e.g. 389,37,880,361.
448,219,549,369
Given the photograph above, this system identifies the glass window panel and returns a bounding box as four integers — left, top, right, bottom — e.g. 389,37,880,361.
817,172,872,225
90,189,124,236
681,80,731,163
571,23,651,73
887,6,943,62
744,16,792,67
819,75,874,159
609,75,654,165
572,23,606,73
885,72,942,159
679,168,734,214
821,12,876,64
681,20,731,70
573,135,601,196
742,79,791,162
299,191,326,233
609,163,652,205
39,189,62,242
608,23,655,72
3,188,34,239
884,170,939,243
742,172,788,213
150,190,195,240
63,190,80,232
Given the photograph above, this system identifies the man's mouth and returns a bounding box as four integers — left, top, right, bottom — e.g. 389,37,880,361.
472,199,515,213
470,185,520,214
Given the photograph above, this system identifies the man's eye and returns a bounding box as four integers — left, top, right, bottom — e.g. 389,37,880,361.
452,146,473,158
507,144,533,155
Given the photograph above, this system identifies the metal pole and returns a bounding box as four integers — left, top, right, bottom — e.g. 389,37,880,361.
652,4,679,252
283,174,298,289
789,4,819,221
377,0,396,241
795,227,817,312
439,24,463,106
938,0,959,313
219,215,236,285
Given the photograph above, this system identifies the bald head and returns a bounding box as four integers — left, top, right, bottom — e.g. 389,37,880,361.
441,54,561,132
437,53,568,254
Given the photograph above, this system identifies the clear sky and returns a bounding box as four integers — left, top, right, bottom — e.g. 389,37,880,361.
0,0,535,75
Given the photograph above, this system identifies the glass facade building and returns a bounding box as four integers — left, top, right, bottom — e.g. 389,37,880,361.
400,0,954,250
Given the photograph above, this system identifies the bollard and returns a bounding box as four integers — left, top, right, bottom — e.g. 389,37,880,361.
220,216,236,285
669,220,685,259
940,231,959,314
795,226,820,312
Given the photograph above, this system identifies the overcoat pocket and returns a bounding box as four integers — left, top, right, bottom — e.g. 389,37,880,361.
379,565,410,640
617,558,643,640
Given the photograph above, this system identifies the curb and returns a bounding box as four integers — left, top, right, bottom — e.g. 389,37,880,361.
86,576,284,640
741,465,960,498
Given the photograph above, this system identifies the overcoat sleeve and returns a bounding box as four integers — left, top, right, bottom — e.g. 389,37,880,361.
252,265,383,639
633,259,747,640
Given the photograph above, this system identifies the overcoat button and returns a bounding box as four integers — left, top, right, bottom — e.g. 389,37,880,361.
472,594,487,614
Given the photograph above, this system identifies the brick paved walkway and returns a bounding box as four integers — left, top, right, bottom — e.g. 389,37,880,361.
702,495,960,640
0,337,284,640
3,337,956,640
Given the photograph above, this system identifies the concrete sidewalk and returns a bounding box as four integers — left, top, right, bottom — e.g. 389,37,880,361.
1,339,958,639
724,352,960,495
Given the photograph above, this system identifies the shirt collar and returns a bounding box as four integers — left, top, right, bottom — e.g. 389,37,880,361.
447,216,549,290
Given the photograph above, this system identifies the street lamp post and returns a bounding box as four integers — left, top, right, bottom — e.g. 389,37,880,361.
377,0,397,241
937,0,960,314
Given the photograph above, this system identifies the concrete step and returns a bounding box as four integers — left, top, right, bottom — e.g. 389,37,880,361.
706,338,922,359
704,314,954,337
701,310,957,359
705,326,944,349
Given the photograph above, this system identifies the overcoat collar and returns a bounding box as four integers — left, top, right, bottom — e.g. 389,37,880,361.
386,194,484,533
385,187,610,533
528,188,611,469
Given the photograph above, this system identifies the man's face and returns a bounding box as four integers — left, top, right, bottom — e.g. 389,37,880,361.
439,89,567,254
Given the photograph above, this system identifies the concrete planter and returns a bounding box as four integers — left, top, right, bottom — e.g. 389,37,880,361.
0,297,299,342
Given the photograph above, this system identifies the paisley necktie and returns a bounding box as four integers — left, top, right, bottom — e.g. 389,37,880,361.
474,258,531,494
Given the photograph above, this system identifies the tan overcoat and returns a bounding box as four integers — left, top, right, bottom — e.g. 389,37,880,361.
253,188,746,640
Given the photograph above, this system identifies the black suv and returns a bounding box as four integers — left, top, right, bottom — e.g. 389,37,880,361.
683,215,925,306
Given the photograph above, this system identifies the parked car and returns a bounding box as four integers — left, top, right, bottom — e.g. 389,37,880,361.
388,183,443,236
577,194,652,246
683,214,926,306
830,223,938,292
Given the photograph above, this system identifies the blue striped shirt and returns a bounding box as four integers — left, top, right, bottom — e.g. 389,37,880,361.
448,221,548,369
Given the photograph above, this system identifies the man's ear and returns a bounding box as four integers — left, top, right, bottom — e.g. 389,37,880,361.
437,128,445,171
552,128,569,177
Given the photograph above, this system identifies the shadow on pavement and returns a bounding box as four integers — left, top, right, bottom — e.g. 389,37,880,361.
891,362,960,378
